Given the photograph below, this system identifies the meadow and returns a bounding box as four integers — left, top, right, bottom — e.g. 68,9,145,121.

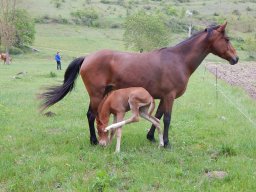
1,0,256,191
0,23,256,191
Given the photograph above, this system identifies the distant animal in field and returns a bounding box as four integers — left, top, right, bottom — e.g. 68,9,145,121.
0,53,12,64
97,87,163,153
39,22,239,148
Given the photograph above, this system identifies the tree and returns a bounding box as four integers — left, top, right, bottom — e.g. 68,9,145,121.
0,0,16,64
13,9,35,48
123,11,170,51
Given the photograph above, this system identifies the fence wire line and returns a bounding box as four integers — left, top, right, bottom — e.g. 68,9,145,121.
33,45,89,55
204,63,256,127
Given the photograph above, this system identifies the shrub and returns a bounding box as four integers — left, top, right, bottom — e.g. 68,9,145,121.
100,0,111,4
35,15,69,24
70,9,99,27
232,9,241,16
246,6,252,11
9,47,23,55
176,0,190,2
213,12,219,16
35,15,51,24
244,36,256,59
164,5,178,16
51,0,65,8
110,23,121,28
49,71,57,78
192,10,199,15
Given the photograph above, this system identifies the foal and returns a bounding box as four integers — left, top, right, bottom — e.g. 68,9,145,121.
97,87,164,153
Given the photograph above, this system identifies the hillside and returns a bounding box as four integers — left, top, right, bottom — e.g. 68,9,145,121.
16,0,256,60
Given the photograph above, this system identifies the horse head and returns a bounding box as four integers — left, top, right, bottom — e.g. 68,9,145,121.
207,22,239,65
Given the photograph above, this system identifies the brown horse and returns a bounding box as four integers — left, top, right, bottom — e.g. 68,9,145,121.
39,22,239,148
0,53,11,64
96,87,164,152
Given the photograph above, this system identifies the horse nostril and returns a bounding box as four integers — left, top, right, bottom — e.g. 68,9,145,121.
230,56,239,65
236,56,239,63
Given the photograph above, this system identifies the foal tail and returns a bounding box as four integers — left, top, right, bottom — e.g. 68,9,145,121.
39,57,85,111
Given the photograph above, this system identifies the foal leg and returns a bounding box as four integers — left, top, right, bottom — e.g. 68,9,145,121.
147,99,160,124
140,111,164,147
115,127,122,153
115,113,125,153
105,100,140,131
147,100,164,142
86,105,98,145
109,115,117,143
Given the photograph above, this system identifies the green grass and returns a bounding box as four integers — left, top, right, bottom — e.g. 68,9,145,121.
34,24,125,58
1,57,256,191
1,22,256,191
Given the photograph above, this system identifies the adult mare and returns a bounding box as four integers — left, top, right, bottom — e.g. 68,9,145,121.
39,22,239,148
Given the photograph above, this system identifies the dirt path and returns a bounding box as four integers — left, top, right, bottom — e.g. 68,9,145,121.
206,62,256,99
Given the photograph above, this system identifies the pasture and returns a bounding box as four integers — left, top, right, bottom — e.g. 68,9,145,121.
0,22,256,191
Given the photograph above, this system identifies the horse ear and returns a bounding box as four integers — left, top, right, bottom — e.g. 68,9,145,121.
217,22,227,32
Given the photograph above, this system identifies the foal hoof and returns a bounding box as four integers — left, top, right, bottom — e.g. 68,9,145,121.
146,134,156,143
99,140,107,147
90,137,98,145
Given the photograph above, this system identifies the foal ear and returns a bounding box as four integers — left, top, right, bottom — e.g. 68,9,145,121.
217,22,227,33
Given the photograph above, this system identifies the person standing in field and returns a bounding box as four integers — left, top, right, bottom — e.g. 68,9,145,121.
55,51,61,70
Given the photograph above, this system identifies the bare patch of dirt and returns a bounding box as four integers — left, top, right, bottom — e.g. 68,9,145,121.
204,170,228,179
207,62,256,99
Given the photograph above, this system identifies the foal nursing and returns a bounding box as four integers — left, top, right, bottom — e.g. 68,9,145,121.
97,87,164,152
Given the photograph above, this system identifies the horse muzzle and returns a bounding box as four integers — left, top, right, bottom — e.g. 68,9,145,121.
230,56,239,65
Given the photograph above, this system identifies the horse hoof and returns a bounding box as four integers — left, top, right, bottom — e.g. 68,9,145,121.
90,137,98,145
147,134,156,143
164,142,172,149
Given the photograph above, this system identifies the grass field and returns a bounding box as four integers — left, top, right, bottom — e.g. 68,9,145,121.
1,21,256,191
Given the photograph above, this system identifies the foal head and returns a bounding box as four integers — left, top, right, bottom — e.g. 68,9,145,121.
96,117,109,146
207,22,239,65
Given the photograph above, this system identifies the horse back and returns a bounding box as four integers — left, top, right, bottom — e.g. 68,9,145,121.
80,49,188,102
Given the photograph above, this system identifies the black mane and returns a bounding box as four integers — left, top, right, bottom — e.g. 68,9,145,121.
174,24,221,47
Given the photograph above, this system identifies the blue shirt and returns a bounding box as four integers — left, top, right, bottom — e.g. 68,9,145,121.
55,54,61,62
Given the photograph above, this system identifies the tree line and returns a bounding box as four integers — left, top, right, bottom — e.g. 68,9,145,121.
0,0,35,64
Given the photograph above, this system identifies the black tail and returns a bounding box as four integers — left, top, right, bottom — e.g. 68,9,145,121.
39,57,85,111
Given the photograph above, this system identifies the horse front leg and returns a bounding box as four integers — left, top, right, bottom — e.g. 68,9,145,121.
162,99,174,148
147,99,164,142
86,105,98,145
